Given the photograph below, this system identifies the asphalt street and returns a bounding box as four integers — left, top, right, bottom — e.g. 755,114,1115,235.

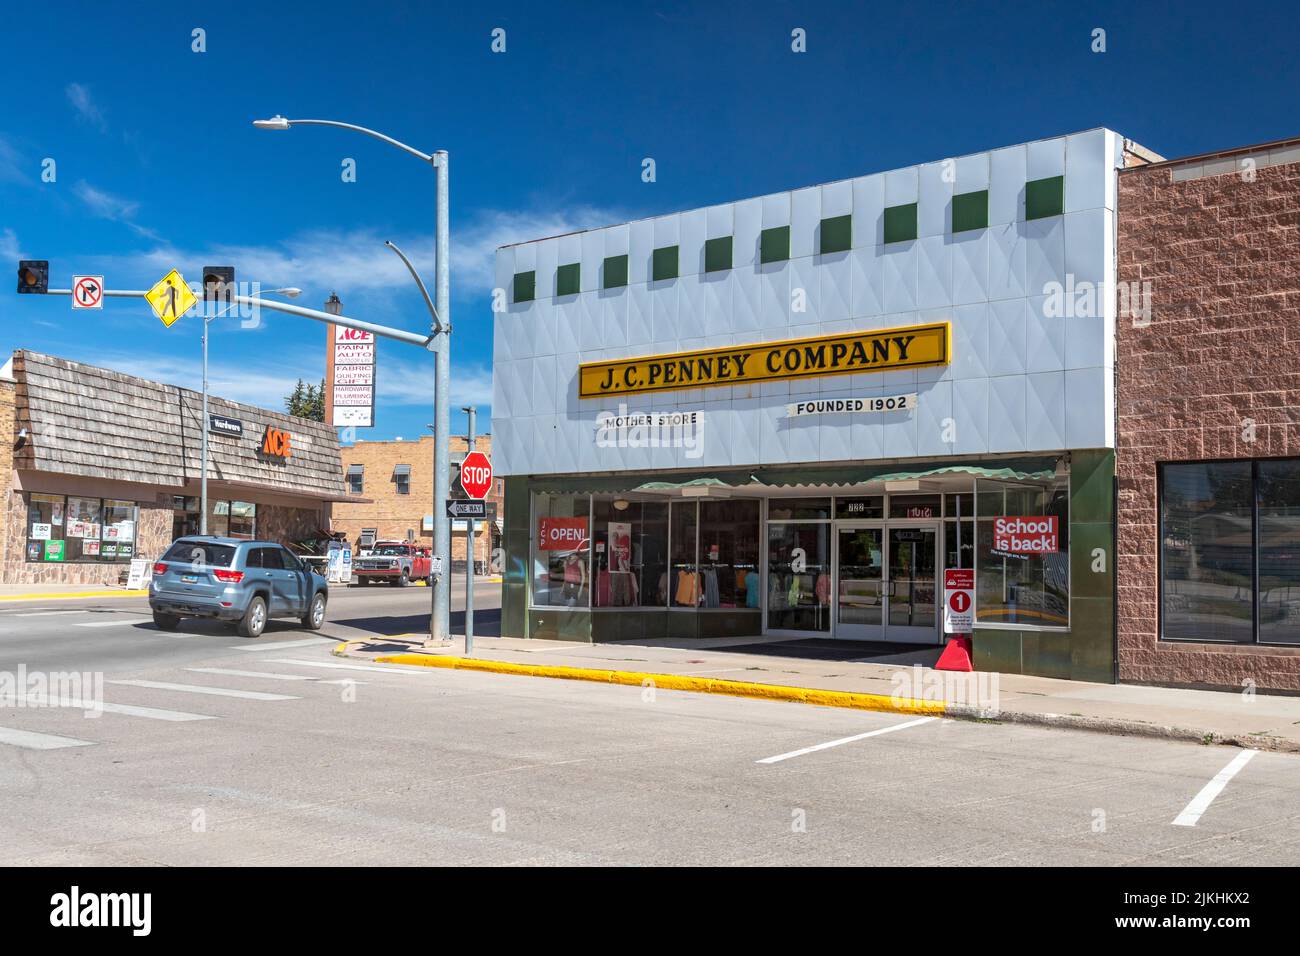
0,585,1297,865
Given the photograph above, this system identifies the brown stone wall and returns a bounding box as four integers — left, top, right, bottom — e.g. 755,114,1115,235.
331,434,503,569
1116,141,1300,691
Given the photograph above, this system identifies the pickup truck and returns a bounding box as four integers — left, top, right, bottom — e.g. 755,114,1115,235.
353,540,432,587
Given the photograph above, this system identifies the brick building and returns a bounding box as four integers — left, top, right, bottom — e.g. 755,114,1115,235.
0,350,346,586
331,434,503,572
1117,137,1300,691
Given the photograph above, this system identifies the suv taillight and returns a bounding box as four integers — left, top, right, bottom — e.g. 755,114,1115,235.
213,569,244,583
153,562,168,575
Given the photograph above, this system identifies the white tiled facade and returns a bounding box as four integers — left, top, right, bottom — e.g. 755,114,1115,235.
492,128,1124,476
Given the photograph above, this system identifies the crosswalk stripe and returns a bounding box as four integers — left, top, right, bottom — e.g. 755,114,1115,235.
13,610,87,618
263,658,426,675
0,726,94,750
186,667,318,682
106,680,299,701
229,637,338,651
74,619,142,628
24,694,214,722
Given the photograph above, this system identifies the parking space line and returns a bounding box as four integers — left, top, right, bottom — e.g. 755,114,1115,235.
13,610,88,618
25,694,214,722
107,679,299,702
0,726,95,750
187,667,318,682
74,619,144,628
1171,749,1257,827
262,658,427,675
228,638,338,652
757,716,939,764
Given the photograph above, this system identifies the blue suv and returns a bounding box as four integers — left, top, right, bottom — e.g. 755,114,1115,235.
150,536,329,638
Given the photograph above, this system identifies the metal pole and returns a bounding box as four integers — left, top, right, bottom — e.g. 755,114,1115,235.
200,315,209,535
431,149,451,643
464,405,476,654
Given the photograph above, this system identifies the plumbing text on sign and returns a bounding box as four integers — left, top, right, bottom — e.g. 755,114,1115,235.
993,516,1059,553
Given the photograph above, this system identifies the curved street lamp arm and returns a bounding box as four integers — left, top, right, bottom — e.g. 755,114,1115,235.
279,119,435,164
385,240,444,332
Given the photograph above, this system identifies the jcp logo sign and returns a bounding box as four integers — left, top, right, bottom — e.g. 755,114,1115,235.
538,517,588,551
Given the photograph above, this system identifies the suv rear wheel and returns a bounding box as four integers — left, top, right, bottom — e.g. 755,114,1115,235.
152,611,180,631
301,592,326,630
238,595,268,639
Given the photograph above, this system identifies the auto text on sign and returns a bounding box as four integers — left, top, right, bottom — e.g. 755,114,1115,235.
538,517,588,550
993,516,1059,553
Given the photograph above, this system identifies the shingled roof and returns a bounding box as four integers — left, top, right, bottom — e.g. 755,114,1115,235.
11,350,344,499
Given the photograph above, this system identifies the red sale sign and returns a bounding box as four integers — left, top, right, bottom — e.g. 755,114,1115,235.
993,516,1059,553
538,517,588,551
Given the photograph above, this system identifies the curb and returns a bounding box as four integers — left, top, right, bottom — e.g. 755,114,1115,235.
332,643,1300,752
0,589,149,602
366,650,946,716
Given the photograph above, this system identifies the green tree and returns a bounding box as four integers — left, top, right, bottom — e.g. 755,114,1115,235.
283,378,327,422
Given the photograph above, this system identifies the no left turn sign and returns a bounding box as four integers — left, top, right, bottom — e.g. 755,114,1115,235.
72,275,104,310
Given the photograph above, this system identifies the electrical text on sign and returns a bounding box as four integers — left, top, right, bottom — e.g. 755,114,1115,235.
993,516,1059,553
459,451,493,500
943,568,975,634
71,275,103,310
538,517,588,550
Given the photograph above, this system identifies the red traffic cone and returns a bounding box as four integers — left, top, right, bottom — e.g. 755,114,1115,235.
935,635,973,671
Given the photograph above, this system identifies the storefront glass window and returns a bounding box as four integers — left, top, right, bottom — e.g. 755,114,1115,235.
889,494,941,520
768,497,831,520
766,523,831,632
698,500,761,608
591,499,668,608
229,501,257,539
24,494,135,563
1258,460,1300,645
944,520,974,570
669,501,698,606
975,478,1070,627
532,494,590,608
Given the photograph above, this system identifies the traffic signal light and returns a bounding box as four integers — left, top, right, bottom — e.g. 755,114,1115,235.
16,260,48,294
202,265,235,304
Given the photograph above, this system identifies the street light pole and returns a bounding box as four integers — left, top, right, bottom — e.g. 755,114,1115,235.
253,116,452,644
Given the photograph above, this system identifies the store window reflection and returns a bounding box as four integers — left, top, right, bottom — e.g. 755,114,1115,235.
767,522,831,632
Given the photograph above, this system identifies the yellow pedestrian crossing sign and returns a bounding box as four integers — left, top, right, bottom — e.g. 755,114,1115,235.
145,269,197,327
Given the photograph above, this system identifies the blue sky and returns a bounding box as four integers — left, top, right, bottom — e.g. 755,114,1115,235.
2,0,1297,441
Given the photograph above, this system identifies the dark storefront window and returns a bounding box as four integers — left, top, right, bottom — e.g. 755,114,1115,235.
1161,459,1300,646
669,501,698,606
592,499,668,608
976,479,1069,627
766,523,831,632
25,493,137,563
532,494,590,608
698,500,761,608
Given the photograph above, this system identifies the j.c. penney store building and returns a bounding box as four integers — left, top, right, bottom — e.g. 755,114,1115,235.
493,129,1147,684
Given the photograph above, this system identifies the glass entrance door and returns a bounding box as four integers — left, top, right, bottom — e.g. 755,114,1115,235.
886,527,939,642
832,523,940,643
835,526,884,640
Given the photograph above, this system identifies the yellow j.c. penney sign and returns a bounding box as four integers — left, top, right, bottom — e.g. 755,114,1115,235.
578,321,950,399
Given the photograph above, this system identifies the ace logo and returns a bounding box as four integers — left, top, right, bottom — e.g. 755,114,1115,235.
261,426,292,459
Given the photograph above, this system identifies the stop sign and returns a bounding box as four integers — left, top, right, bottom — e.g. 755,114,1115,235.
459,450,493,500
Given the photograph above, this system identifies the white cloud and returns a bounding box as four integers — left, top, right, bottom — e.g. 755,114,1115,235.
93,349,318,410
73,181,161,240
374,353,493,411
0,228,21,262
66,83,107,132
452,205,626,292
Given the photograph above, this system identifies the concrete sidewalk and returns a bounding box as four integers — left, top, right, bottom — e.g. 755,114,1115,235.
337,633,1300,753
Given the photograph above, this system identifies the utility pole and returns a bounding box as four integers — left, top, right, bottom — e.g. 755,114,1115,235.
463,405,476,654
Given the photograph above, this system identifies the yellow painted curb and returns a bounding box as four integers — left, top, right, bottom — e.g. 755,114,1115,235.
372,652,946,716
0,589,149,602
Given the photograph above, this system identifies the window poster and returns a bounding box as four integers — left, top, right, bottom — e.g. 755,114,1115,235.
44,540,65,562
26,541,41,562
608,522,632,572
83,539,101,556
51,501,63,525
31,523,51,541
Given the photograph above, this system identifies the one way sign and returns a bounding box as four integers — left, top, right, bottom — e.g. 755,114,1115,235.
446,499,487,519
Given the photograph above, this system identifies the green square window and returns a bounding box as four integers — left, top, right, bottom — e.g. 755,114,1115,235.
760,225,790,264
556,263,580,297
952,190,989,233
602,254,628,289
704,236,732,273
883,203,917,244
819,215,852,254
1025,175,1064,220
513,270,535,303
652,245,679,281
